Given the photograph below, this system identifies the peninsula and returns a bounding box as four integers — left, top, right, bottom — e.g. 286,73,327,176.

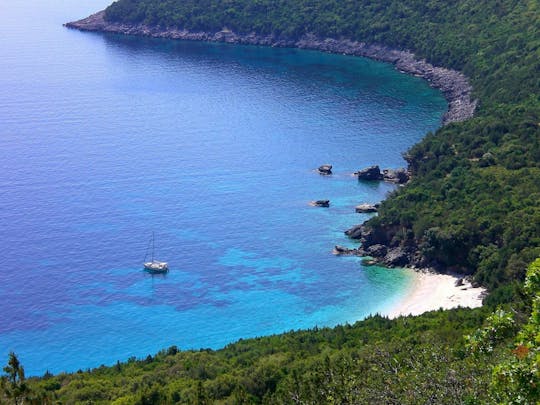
66,10,476,125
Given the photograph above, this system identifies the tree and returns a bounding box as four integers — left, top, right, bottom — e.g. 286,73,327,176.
490,258,540,404
1,352,29,405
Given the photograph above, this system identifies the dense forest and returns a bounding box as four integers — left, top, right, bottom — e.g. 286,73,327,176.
2,0,538,403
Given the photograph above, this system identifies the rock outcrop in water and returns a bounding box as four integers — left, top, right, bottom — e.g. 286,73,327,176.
333,245,358,255
311,200,330,207
317,164,333,175
355,165,383,181
65,10,476,125
355,203,379,213
382,168,410,184
355,166,411,184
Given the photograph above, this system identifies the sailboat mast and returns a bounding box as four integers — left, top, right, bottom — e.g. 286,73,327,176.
152,231,155,263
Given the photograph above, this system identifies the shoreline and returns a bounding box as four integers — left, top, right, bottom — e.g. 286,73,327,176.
65,10,485,318
383,270,486,318
65,10,476,125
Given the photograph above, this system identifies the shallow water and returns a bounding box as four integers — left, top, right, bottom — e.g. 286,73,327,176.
0,0,447,375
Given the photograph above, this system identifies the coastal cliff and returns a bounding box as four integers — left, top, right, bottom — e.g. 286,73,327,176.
65,10,476,125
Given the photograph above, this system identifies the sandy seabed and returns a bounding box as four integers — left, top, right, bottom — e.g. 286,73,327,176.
384,270,486,319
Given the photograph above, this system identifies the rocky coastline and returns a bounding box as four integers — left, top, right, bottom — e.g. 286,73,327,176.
65,10,476,125
66,10,478,274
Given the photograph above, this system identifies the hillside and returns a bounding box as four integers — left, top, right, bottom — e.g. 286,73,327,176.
3,0,538,403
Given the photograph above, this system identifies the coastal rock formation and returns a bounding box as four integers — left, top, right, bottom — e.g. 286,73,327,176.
355,203,379,213
317,164,333,175
365,244,387,257
344,224,365,240
382,168,410,184
344,223,425,268
382,247,409,267
65,11,476,125
355,166,411,184
311,200,330,207
333,245,357,255
355,165,383,181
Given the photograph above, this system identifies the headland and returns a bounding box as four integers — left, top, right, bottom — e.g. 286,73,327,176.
65,10,476,125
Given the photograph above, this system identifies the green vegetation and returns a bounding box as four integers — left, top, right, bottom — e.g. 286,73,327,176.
1,352,28,404
0,308,498,403
489,258,540,403
3,0,536,402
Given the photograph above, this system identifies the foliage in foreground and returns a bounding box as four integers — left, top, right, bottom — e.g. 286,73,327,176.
2,308,495,403
489,258,540,403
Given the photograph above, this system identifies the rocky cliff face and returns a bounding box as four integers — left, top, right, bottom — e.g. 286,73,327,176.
344,223,427,269
65,10,476,125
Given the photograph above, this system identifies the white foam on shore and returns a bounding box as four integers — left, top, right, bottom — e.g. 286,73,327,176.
383,269,486,318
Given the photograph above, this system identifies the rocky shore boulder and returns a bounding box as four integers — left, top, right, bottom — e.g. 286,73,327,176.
345,224,393,247
382,247,409,267
355,203,379,213
317,164,333,175
361,258,378,266
355,165,383,181
382,168,410,184
366,244,388,257
354,166,410,184
344,224,365,239
333,245,357,255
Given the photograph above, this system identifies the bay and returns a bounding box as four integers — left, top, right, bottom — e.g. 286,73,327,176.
0,0,447,375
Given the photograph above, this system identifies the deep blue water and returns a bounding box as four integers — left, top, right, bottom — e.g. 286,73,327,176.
0,1,447,375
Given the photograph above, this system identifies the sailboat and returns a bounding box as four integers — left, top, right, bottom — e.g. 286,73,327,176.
143,232,169,273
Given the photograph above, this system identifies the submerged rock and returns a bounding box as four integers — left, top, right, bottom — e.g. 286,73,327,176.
361,258,378,266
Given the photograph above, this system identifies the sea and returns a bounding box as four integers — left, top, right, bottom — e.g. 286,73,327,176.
0,0,447,375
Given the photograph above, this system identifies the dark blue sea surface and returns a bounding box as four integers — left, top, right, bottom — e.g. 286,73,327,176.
0,1,447,375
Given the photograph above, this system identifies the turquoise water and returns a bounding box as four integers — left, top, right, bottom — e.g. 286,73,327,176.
0,0,447,375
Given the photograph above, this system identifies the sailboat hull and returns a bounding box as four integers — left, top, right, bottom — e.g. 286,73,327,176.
143,261,169,273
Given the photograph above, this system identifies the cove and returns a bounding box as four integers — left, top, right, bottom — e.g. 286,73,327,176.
0,0,447,375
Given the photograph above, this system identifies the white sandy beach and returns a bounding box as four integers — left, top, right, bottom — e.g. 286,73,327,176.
384,270,486,319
